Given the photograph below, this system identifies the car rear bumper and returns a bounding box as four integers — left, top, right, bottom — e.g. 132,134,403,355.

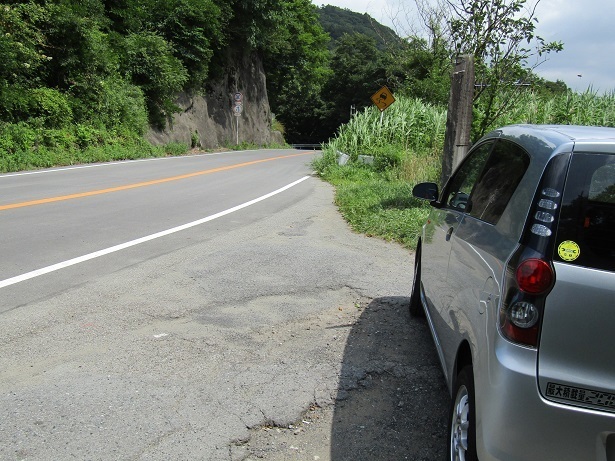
475,333,615,461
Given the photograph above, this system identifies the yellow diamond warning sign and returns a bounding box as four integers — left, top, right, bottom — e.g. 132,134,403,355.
371,86,395,112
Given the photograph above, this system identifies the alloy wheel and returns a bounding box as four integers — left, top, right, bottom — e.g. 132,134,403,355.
450,384,470,461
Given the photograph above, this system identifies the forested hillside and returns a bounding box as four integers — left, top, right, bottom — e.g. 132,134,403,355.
316,5,399,50
0,0,330,171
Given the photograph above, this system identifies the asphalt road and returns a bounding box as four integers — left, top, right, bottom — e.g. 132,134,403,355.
0,150,448,460
0,149,316,312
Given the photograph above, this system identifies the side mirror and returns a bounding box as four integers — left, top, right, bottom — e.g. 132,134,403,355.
412,182,439,203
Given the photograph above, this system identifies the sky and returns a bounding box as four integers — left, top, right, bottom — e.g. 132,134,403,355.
312,0,615,93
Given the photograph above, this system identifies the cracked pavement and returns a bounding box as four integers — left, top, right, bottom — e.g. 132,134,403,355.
0,179,447,460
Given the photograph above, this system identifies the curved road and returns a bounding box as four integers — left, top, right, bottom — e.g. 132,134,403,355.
0,149,316,312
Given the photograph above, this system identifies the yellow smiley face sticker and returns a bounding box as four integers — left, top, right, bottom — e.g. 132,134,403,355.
558,240,581,261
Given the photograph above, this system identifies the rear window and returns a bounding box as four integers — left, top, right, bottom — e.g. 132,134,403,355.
555,153,615,271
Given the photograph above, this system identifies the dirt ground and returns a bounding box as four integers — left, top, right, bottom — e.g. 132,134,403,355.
240,296,450,461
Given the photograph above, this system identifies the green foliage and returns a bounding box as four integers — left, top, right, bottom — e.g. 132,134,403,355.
0,122,36,156
321,34,388,129
316,5,399,51
92,77,148,134
0,121,188,173
474,88,615,134
314,154,436,248
0,0,339,168
333,179,431,247
315,85,615,250
392,37,452,106
27,88,74,127
271,114,285,135
43,1,117,89
122,31,188,127
325,97,446,159
448,0,564,136
0,85,72,127
371,146,404,172
0,0,231,132
261,0,331,144
313,97,446,247
223,0,280,48
151,0,227,88
0,2,49,85
162,142,190,156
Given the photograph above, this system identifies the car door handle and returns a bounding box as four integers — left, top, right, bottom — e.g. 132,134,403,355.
446,227,454,241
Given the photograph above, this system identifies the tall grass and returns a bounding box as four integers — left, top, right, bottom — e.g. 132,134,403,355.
477,89,615,133
315,97,446,187
313,97,446,247
326,97,446,159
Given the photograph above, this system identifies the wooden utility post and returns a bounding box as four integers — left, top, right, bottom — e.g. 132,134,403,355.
441,54,475,187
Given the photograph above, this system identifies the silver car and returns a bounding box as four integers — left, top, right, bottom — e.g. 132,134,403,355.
411,125,615,461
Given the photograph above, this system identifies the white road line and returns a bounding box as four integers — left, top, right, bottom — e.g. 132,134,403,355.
0,176,311,289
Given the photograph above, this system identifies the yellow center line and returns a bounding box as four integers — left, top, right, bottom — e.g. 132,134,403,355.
0,152,314,212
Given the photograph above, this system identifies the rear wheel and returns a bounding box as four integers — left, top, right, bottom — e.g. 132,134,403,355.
409,242,423,317
448,366,478,461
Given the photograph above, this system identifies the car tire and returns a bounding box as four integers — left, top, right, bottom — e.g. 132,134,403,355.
448,365,478,461
409,242,424,317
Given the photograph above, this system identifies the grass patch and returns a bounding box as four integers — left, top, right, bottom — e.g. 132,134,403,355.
314,97,445,249
334,177,431,248
320,157,439,249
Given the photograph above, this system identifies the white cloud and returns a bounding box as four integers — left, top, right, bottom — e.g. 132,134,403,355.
533,0,615,92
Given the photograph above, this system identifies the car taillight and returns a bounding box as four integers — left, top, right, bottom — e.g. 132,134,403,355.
500,253,555,347
516,259,554,294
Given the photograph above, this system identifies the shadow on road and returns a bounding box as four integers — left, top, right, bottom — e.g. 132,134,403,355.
330,296,449,461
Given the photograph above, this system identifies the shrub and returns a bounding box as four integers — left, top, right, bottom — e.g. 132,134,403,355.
371,146,404,172
0,123,37,155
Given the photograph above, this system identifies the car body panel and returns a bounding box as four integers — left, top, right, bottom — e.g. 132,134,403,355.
478,333,615,461
539,263,615,413
414,124,615,461
420,206,463,383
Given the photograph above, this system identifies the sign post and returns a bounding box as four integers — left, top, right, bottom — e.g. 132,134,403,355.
233,92,243,145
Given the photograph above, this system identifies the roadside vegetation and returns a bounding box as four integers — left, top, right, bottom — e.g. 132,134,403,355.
0,0,326,173
314,89,615,249
313,98,445,248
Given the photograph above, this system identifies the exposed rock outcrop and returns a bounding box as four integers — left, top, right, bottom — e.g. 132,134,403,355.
146,49,284,149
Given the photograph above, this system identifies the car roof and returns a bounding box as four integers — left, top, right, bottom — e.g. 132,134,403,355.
482,124,615,160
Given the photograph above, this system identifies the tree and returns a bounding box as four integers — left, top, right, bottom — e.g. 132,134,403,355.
150,0,227,89
0,2,51,123
104,0,228,121
322,33,388,128
394,0,563,136
121,31,188,127
446,0,563,136
389,36,451,106
317,5,399,51
258,0,331,143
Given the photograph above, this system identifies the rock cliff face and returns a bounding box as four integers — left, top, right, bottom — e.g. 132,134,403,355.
146,49,284,149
